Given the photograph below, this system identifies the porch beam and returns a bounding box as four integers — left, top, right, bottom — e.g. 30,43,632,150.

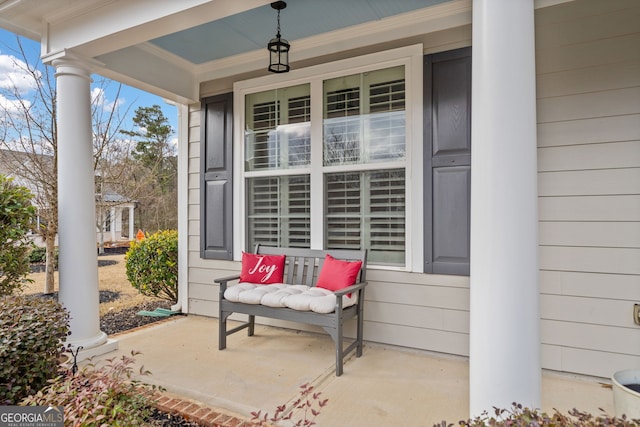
469,0,540,416
42,0,272,59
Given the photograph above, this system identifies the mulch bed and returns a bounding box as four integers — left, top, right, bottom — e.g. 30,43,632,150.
147,407,202,427
29,259,118,273
27,253,222,427
107,304,205,426
33,291,174,335
100,299,175,335
35,292,201,426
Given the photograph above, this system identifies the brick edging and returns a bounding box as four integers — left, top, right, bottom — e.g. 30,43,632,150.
155,391,254,427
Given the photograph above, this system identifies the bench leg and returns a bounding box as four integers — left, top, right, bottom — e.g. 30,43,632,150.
335,321,344,377
219,312,228,350
248,315,255,336
356,308,364,358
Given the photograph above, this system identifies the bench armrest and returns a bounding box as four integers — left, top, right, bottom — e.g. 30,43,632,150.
333,280,368,297
214,274,241,285
215,274,241,296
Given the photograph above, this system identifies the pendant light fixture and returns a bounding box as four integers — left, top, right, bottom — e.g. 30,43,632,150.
267,1,290,73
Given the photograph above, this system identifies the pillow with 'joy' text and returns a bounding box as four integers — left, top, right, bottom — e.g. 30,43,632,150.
240,252,286,284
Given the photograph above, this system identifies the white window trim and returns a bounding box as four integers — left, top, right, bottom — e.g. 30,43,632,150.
233,44,423,271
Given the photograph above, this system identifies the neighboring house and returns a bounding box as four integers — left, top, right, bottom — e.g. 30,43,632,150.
0,149,135,245
1,0,637,414
96,192,136,244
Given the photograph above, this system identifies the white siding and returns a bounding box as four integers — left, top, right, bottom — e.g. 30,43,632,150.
536,0,640,377
186,0,640,379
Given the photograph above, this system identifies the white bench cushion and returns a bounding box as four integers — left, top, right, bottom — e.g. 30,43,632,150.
261,284,310,307
224,283,357,314
223,282,260,302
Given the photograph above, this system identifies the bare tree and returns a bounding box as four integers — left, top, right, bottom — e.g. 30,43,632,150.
0,39,59,293
0,36,132,293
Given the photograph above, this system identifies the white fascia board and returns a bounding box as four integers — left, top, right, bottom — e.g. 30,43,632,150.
0,18,39,41
94,45,198,103
43,0,271,58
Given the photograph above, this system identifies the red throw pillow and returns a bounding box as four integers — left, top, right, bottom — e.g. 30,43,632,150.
316,254,363,293
240,252,286,284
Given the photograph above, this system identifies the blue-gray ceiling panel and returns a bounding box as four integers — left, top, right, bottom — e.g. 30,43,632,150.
150,0,450,64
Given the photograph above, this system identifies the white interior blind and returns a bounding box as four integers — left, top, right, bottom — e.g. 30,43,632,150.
245,84,310,171
368,79,406,161
324,87,361,165
247,175,310,249
368,169,406,264
287,95,311,167
247,177,279,247
325,172,361,250
248,100,278,170
325,169,405,264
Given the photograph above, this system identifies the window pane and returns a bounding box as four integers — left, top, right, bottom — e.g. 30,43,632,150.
247,175,310,249
323,66,405,166
325,172,361,250
369,169,406,265
325,169,405,265
245,84,311,171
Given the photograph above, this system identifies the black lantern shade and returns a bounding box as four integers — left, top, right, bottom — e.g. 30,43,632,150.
268,1,290,73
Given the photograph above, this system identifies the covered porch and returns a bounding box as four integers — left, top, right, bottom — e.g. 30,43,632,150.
100,315,613,426
1,0,638,420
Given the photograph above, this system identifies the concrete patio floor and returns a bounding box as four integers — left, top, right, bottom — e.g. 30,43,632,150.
94,315,615,426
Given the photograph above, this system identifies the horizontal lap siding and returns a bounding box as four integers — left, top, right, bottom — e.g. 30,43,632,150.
536,0,640,376
185,1,640,377
364,270,469,355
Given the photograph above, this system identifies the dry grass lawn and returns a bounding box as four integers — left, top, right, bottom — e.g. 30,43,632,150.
22,253,162,316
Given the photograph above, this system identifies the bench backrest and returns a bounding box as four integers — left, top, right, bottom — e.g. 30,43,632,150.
254,244,367,287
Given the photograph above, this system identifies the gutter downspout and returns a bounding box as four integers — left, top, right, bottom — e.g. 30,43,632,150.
172,102,190,313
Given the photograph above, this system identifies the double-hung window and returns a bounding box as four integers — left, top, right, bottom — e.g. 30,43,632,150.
237,46,421,269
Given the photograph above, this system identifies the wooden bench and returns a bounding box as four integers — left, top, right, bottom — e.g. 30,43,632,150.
215,245,368,376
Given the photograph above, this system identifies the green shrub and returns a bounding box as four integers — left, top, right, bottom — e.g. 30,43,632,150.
125,230,178,303
435,403,640,427
0,174,36,296
28,246,47,263
23,351,161,426
0,295,70,404
28,246,58,267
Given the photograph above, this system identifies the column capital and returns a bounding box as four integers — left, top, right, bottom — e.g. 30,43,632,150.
44,49,104,78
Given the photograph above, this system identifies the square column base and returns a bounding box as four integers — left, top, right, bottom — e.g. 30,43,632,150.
74,338,119,363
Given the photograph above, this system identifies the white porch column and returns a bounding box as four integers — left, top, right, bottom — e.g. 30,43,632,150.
52,55,116,356
110,207,117,241
128,205,135,240
469,0,540,415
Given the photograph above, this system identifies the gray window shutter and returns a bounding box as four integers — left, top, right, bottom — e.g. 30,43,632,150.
424,48,471,275
200,93,233,260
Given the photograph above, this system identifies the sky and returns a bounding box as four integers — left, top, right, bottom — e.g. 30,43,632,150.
0,28,178,145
